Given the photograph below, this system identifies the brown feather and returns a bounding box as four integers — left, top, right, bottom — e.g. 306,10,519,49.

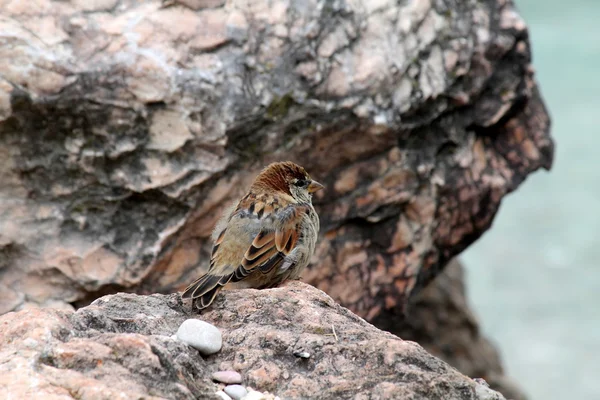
244,233,274,259
242,245,279,270
251,161,310,195
254,230,273,247
181,273,232,309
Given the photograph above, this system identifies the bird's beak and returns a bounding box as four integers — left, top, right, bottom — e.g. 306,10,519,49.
307,180,325,193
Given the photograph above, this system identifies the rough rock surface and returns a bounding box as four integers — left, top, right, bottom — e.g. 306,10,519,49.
0,281,506,400
0,0,552,315
392,259,527,400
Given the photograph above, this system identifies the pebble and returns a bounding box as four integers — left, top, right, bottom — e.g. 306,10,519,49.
293,351,310,359
175,319,222,355
224,385,248,400
215,390,233,400
241,389,276,400
212,370,242,384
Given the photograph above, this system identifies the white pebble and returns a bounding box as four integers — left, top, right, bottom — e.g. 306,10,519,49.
176,319,222,355
224,385,248,400
215,390,233,400
241,390,267,400
212,370,243,384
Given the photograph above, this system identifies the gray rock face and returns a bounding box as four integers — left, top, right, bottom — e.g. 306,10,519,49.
0,0,552,317
0,282,507,400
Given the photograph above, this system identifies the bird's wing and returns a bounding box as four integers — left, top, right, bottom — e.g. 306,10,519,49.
233,202,310,280
181,198,311,309
180,228,232,308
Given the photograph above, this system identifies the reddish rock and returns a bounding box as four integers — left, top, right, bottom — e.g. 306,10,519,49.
0,282,506,400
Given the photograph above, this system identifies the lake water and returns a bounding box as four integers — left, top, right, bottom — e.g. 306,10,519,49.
461,1,600,399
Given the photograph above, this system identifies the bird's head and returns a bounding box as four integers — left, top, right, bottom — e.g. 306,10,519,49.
253,161,324,203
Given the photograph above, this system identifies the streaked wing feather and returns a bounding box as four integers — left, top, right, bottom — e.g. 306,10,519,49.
244,236,275,260
258,252,286,274
182,201,310,309
241,204,307,275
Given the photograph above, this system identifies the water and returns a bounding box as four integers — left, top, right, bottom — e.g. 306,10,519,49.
461,1,600,399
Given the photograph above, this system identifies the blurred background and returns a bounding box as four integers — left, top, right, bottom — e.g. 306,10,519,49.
462,1,599,399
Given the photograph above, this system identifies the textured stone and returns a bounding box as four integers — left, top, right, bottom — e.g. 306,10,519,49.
0,0,552,319
385,259,528,400
0,283,506,400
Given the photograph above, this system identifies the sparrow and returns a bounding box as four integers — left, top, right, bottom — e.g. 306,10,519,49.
182,161,324,310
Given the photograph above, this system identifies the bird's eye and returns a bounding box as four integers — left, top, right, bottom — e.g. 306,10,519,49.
295,179,308,187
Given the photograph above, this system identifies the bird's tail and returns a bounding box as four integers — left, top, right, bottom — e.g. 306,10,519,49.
181,273,232,310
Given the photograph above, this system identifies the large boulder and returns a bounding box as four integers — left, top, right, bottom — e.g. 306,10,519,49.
0,0,552,314
0,281,506,400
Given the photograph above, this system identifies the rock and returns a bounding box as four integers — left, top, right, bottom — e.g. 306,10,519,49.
176,318,222,355
386,259,528,400
476,382,508,400
242,389,277,400
212,370,243,384
224,384,248,400
0,0,552,322
216,391,233,400
474,378,491,388
172,0,226,9
0,0,552,398
0,283,508,400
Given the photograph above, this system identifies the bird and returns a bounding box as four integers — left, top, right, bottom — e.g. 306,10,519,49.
181,161,324,310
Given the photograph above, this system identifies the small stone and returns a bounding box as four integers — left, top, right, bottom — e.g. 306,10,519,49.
212,370,242,384
293,351,310,359
240,389,267,400
224,384,247,400
215,390,233,400
176,319,222,355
